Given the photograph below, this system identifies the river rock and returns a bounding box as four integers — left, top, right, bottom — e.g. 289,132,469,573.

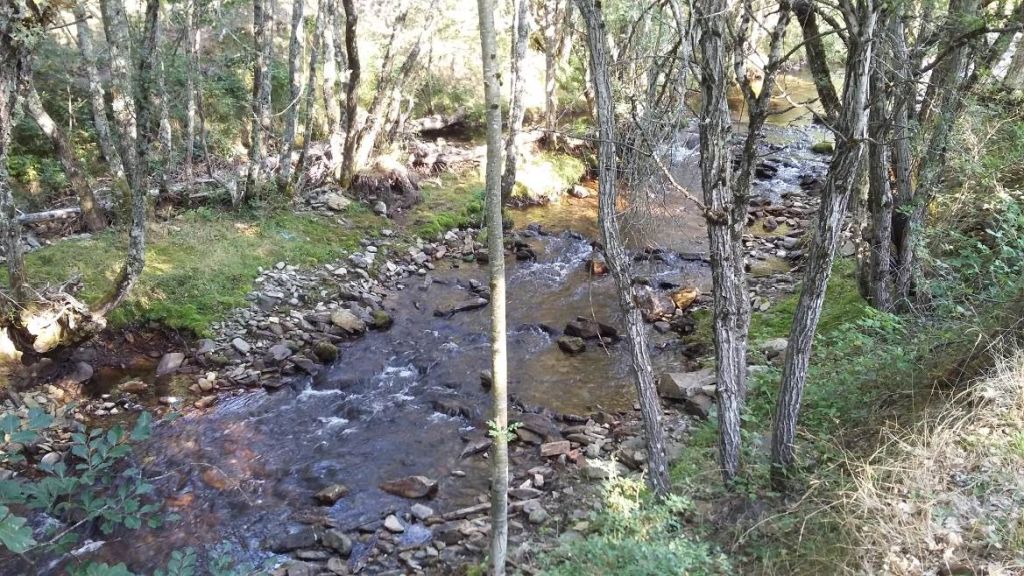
411,503,434,521
67,361,94,384
194,395,217,409
380,475,438,499
313,341,339,363
479,370,493,390
540,440,571,457
155,353,185,376
564,317,618,340
569,184,592,198
556,336,585,355
195,339,218,355
634,285,675,322
266,343,293,363
322,529,352,556
315,483,350,505
516,413,563,442
231,338,252,354
120,379,148,393
432,397,472,418
384,514,405,533
40,452,61,466
669,287,700,311
433,297,488,317
268,527,319,552
586,254,607,275
657,370,717,418
331,309,366,334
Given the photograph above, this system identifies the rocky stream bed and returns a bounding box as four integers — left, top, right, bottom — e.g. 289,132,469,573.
0,122,847,575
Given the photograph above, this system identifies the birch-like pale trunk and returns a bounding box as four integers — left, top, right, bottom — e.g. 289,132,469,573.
771,0,877,484
500,0,530,203
97,0,147,317
184,0,199,181
475,0,509,572
576,0,671,498
73,3,125,187
541,0,566,139
866,28,893,311
24,85,107,232
244,0,273,202
1005,35,1024,89
295,0,324,178
277,0,305,194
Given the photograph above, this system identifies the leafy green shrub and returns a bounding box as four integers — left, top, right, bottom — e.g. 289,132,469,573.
0,410,166,556
540,477,732,576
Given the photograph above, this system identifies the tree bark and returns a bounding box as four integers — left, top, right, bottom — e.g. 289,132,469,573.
866,36,893,311
322,0,343,181
540,0,566,140
73,2,125,186
793,0,842,121
1005,35,1024,89
476,0,509,573
244,0,273,202
97,0,148,316
500,0,530,203
277,0,305,195
339,0,360,187
771,0,877,485
0,3,29,307
183,0,199,182
296,0,324,179
23,85,107,232
576,0,671,499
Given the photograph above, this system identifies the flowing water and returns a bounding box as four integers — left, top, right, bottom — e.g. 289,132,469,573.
11,76,832,574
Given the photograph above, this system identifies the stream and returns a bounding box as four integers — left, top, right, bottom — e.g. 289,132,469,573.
8,76,832,574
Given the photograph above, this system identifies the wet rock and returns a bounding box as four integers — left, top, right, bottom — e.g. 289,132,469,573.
120,380,148,393
384,514,405,533
411,503,434,521
433,298,488,317
564,317,618,340
67,361,94,384
658,370,717,419
316,483,350,505
268,527,319,552
479,370,493,390
194,395,217,409
322,529,352,557
371,310,393,330
313,341,339,363
331,309,367,334
634,285,675,322
326,556,347,573
291,356,321,376
380,475,438,499
516,413,563,442
811,140,835,154
432,397,472,418
556,336,585,355
516,427,544,445
460,436,492,458
669,287,700,311
586,254,608,275
231,338,252,354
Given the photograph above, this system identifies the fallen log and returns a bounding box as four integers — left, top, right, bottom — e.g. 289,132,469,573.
17,207,81,224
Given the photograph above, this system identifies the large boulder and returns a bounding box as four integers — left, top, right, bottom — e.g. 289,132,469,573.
564,317,618,340
379,475,438,499
658,369,717,419
634,285,676,322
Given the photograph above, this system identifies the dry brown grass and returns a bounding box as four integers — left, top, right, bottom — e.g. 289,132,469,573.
841,349,1024,575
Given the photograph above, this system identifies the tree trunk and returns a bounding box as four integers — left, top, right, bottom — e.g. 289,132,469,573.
339,0,360,187
0,4,29,307
97,0,148,316
476,0,509,573
793,0,842,121
541,0,566,140
245,0,273,202
500,0,530,203
576,0,671,499
866,38,893,311
296,0,324,179
696,0,744,483
277,0,305,195
184,0,199,181
322,0,343,181
73,2,125,186
771,0,877,485
1005,35,1024,89
24,85,107,232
